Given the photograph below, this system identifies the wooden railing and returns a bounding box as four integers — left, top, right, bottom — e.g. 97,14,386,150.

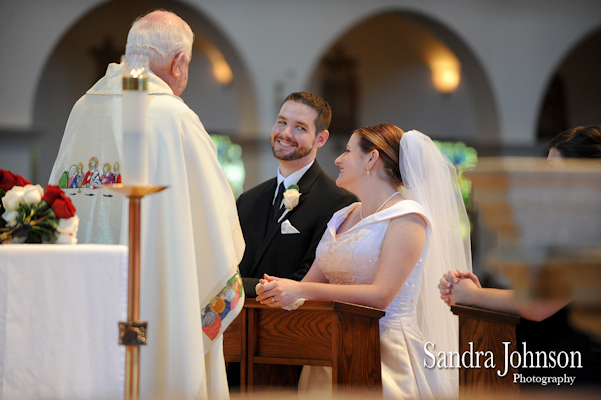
224,298,385,395
451,304,521,396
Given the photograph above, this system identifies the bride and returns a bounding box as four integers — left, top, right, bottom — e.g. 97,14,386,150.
256,124,471,398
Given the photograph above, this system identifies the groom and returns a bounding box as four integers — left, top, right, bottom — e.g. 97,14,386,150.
237,92,356,296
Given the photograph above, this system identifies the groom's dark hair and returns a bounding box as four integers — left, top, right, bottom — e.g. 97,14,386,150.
282,92,332,133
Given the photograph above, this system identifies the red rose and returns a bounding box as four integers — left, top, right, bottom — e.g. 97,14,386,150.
0,169,31,192
42,185,63,205
42,185,76,218
51,197,76,219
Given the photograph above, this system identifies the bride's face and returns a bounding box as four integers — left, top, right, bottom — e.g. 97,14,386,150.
335,133,370,190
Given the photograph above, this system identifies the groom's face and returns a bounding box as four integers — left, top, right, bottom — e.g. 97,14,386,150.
270,101,325,162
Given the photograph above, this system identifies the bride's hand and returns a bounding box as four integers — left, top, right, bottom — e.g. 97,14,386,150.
255,274,301,307
261,274,277,283
255,274,276,297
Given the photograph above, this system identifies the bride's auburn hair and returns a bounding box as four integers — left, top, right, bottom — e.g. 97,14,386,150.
354,124,404,187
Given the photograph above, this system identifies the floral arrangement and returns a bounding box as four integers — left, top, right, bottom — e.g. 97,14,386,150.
277,184,301,223
0,169,79,244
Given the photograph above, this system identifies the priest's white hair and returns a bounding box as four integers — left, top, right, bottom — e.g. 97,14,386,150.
126,10,194,68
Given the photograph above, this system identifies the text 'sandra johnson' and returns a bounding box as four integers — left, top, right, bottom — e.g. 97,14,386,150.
423,342,582,378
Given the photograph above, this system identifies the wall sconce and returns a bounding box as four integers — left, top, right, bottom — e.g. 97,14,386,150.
196,38,234,85
431,58,461,94
210,56,233,86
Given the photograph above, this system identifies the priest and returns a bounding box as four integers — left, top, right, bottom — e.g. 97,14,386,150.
49,10,244,400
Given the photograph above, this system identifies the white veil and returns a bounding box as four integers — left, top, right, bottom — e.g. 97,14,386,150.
399,130,472,394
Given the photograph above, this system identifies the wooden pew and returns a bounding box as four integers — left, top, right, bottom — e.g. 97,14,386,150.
224,298,385,395
451,304,521,396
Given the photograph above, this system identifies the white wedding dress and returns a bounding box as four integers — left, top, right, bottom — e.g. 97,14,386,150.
300,200,455,399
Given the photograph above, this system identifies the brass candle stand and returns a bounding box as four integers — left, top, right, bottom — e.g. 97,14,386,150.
104,184,167,400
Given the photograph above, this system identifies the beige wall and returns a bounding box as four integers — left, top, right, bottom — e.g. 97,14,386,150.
1,0,600,187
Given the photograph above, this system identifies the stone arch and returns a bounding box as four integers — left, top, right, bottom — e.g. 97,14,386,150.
536,25,601,145
32,0,257,184
308,9,500,177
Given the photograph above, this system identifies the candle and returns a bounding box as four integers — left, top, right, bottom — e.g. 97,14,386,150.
122,54,149,186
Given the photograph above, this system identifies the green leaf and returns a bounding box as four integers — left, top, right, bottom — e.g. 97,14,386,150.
19,202,31,214
31,225,55,243
38,201,50,212
287,184,300,191
17,209,26,223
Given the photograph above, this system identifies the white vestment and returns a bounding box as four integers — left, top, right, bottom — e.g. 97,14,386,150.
49,63,245,400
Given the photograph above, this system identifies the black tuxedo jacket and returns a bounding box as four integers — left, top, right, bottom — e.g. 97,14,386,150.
237,161,357,296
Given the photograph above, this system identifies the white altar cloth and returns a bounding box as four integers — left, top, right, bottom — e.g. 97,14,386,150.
0,244,128,400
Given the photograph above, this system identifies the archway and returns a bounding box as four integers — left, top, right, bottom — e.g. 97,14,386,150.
536,26,601,145
308,10,500,178
32,0,257,184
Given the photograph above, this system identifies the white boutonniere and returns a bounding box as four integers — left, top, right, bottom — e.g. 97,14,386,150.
277,185,301,223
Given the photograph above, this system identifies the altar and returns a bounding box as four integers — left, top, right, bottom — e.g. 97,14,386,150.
0,244,128,400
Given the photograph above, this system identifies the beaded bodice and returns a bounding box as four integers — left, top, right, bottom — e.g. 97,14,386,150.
315,201,430,335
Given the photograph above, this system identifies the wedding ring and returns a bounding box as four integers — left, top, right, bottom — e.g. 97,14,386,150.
272,297,276,303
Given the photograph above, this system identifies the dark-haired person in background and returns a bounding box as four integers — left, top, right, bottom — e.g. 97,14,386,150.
547,124,601,161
